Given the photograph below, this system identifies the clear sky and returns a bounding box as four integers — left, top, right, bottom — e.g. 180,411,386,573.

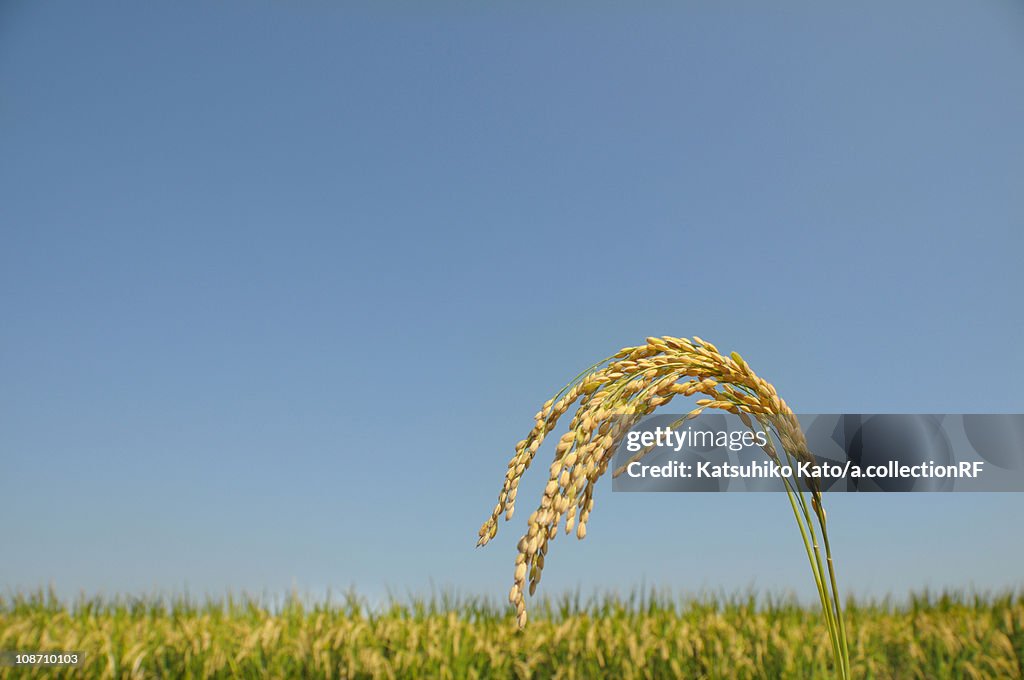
2,1,1022,606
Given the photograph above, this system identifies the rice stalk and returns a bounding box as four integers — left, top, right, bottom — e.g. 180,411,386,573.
477,335,852,679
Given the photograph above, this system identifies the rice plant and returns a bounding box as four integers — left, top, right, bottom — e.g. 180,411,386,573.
477,335,852,678
3,589,1021,678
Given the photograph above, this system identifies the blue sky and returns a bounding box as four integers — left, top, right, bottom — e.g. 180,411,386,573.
2,1,1022,605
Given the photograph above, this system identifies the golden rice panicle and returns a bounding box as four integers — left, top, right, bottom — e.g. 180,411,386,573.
479,335,817,628
477,385,583,547
477,343,662,548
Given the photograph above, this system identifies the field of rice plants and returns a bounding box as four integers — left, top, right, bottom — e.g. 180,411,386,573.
2,589,1021,679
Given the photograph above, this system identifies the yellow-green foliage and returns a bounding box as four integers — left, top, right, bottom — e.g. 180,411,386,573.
2,590,1021,679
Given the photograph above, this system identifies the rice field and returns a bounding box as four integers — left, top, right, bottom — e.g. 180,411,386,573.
2,589,1021,678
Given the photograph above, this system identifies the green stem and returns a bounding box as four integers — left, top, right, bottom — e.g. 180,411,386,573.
816,508,851,679
768,423,848,680
780,474,842,673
